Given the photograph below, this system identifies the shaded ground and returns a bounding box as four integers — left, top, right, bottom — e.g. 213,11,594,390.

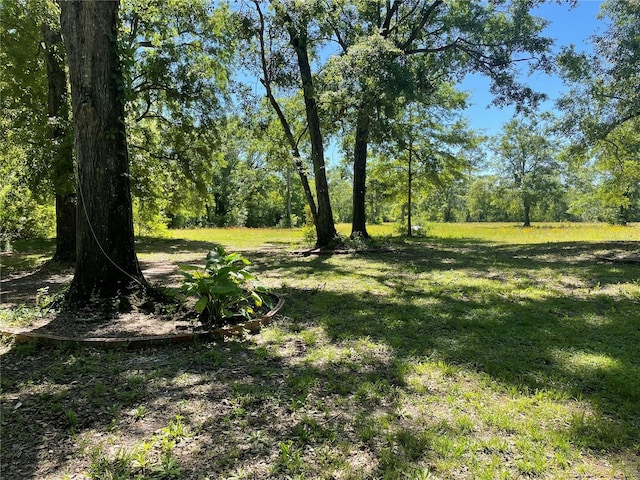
1,236,639,479
0,259,190,337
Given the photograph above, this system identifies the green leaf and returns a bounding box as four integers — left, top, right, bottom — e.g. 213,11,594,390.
179,264,201,271
208,285,240,295
194,296,209,314
250,291,263,307
224,252,243,263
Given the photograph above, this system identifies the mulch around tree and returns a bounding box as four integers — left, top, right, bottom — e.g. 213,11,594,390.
0,261,283,349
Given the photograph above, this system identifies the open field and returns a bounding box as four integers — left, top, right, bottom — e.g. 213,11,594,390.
1,223,639,479
165,222,640,248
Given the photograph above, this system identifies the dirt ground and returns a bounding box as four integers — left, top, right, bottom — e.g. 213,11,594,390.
0,260,202,338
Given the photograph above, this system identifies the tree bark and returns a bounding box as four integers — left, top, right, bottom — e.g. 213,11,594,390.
285,164,292,227
523,199,531,227
290,31,337,247
407,144,413,237
351,103,370,239
274,4,337,247
41,23,76,263
60,0,146,305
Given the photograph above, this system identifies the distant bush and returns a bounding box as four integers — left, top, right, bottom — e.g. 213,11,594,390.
0,183,54,248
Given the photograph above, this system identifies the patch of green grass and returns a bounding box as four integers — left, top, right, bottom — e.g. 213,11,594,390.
0,237,55,274
166,226,305,250
85,414,187,479
0,306,44,329
421,221,640,244
152,222,397,251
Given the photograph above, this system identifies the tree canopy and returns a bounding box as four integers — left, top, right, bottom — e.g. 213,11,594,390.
1,0,639,254
557,0,640,223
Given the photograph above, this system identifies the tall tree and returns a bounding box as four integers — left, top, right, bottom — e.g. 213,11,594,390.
492,114,561,227
41,21,76,262
371,93,476,234
121,0,234,232
557,0,640,223
60,0,146,305
0,0,76,259
250,0,319,229
321,0,553,238
271,0,338,247
243,0,338,247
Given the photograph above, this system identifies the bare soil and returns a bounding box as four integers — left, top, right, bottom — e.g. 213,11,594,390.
1,260,200,338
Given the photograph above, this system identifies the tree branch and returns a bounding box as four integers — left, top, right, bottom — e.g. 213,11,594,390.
400,0,444,51
381,0,402,36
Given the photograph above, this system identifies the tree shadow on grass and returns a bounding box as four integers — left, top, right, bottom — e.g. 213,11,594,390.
0,334,404,479
252,237,640,293
1,291,638,478
1,237,639,478
251,238,640,443
134,236,221,255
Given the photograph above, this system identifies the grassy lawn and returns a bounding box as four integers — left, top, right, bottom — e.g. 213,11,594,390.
1,223,639,479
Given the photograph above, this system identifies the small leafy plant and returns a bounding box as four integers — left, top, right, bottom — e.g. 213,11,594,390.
179,246,270,326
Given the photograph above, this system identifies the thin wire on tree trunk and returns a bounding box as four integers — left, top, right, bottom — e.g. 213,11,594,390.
77,181,145,289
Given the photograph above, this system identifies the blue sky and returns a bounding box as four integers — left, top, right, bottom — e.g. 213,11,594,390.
460,0,605,137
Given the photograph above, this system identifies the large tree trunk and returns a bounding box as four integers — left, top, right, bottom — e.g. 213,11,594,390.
351,104,370,239
42,23,76,263
60,0,146,305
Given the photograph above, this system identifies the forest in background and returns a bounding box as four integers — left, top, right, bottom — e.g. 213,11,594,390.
1,0,638,248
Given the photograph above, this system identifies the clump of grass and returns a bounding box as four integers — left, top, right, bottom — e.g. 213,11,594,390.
0,286,62,329
86,414,188,479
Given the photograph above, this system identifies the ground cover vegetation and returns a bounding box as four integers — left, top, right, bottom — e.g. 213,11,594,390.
1,224,639,478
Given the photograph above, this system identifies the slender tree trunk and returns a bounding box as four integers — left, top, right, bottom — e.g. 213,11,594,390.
289,31,337,247
60,0,146,305
351,104,370,239
618,205,628,226
42,23,76,263
272,2,337,247
261,84,318,229
407,145,413,237
523,199,531,227
254,2,319,229
285,165,292,227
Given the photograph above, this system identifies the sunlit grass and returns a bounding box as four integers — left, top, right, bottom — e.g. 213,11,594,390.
161,222,639,250
423,221,639,244
166,226,305,249
0,238,56,276
165,222,399,249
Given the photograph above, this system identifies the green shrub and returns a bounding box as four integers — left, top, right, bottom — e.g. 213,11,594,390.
179,246,270,326
301,204,317,244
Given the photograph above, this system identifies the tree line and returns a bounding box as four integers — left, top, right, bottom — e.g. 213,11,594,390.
1,0,638,305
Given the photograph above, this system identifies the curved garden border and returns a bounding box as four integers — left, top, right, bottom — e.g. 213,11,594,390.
1,295,284,350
